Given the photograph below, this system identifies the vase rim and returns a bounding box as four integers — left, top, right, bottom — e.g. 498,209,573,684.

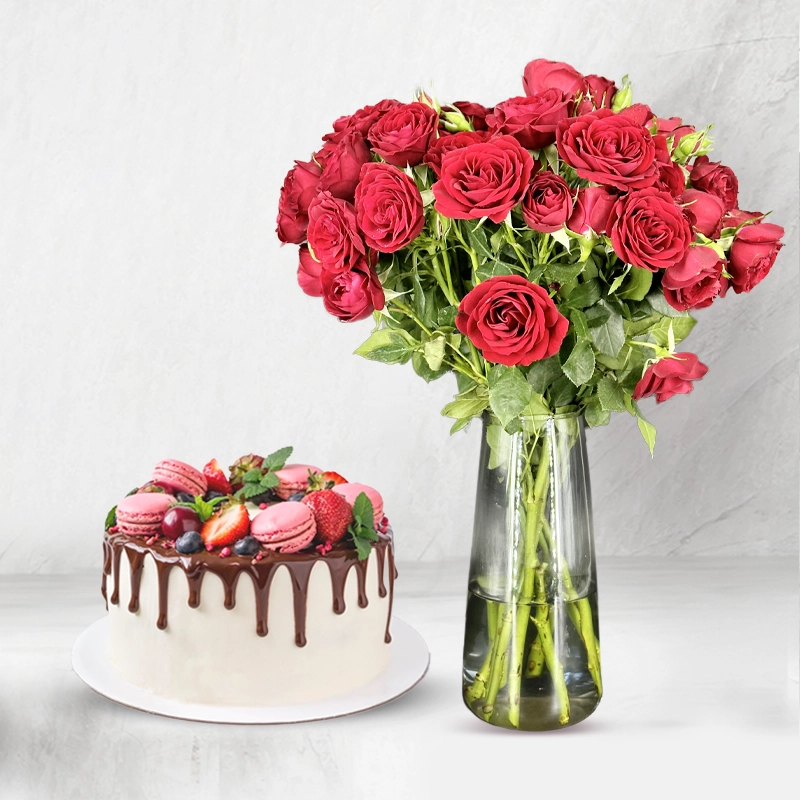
484,410,583,423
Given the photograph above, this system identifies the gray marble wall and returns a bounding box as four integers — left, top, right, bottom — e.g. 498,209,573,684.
0,0,796,572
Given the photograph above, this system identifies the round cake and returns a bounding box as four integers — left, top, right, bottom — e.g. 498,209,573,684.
102,448,395,706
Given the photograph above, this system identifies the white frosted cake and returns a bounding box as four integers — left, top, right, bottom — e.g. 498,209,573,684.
102,450,395,706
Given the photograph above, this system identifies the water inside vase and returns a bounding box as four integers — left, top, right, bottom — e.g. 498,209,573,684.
462,585,602,731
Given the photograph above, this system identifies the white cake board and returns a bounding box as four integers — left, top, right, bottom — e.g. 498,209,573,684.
72,616,429,724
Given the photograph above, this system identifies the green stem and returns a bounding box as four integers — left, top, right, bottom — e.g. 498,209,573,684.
481,603,514,720
465,600,499,704
439,246,458,306
560,563,603,697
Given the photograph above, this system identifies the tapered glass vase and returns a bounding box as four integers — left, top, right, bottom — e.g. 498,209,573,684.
462,412,602,731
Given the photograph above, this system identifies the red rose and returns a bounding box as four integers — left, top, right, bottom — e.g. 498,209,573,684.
617,104,654,127
679,189,725,238
317,131,371,201
566,186,617,235
608,188,692,272
486,91,573,149
557,109,658,191
633,353,708,404
654,116,695,142
367,102,439,168
577,74,617,114
432,135,534,223
521,171,573,233
355,163,424,253
452,101,491,131
523,58,585,96
728,222,784,293
456,275,569,367
656,159,687,198
276,158,322,244
321,262,385,322
306,192,365,272
423,130,489,176
322,99,401,145
689,156,738,211
297,245,323,297
723,208,763,229
661,246,728,311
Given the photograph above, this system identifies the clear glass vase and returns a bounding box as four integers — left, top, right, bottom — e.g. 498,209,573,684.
462,412,601,730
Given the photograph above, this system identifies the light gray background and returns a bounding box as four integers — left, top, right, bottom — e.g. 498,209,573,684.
0,0,797,573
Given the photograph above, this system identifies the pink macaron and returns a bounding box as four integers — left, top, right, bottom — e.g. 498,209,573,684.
116,493,175,537
273,464,321,500
332,483,384,527
151,459,207,497
250,502,317,554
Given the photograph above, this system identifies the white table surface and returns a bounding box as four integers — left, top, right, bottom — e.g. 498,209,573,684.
1,557,797,799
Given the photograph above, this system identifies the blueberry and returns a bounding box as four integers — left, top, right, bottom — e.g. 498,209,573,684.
234,536,261,557
205,491,226,501
175,531,204,554
248,491,275,505
175,492,195,503
287,491,305,502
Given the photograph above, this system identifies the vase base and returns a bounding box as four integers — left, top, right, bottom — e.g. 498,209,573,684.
463,690,601,731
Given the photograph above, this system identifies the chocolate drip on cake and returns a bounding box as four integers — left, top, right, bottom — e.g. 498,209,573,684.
103,530,394,645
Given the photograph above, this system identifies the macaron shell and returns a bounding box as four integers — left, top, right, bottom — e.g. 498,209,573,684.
332,483,384,526
152,460,208,496
251,502,317,545
274,464,321,499
267,525,317,554
116,493,174,536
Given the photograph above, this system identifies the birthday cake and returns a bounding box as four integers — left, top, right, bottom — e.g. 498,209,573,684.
102,447,395,706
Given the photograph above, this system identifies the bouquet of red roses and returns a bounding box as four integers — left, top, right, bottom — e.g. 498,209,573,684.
277,57,783,450
277,57,784,730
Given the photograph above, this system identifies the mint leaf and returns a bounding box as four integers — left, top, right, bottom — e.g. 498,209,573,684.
353,536,373,561
243,468,263,483
105,506,117,531
263,446,293,472
352,492,375,531
259,472,280,490
244,483,267,499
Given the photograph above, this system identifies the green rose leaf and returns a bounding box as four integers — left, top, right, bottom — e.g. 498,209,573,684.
546,262,586,286
648,316,697,347
597,376,627,412
569,308,591,342
637,417,657,457
412,351,448,383
549,375,578,407
562,341,596,387
488,366,533,430
423,335,446,371
526,356,564,394
585,302,625,358
354,328,417,365
486,422,511,470
585,398,611,428
475,259,515,282
646,289,685,318
466,223,493,263
618,266,653,301
565,279,601,309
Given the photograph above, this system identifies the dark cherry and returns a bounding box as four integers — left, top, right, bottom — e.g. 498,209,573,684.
161,506,202,541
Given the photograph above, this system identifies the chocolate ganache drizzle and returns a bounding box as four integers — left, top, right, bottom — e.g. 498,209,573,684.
102,530,396,645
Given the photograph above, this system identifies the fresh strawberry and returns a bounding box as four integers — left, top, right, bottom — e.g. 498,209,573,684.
201,503,250,548
307,470,348,492
203,458,233,495
228,454,264,491
302,490,353,544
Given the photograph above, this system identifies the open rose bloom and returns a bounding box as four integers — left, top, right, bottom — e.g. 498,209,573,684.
277,57,784,451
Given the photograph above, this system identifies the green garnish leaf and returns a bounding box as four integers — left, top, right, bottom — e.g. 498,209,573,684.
242,468,263,483
348,492,378,560
243,483,267,499
353,537,373,561
105,506,117,531
263,446,293,471
259,472,280,490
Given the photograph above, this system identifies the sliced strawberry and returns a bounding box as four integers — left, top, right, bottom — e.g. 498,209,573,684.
307,470,348,492
302,490,352,544
201,503,250,548
203,458,233,495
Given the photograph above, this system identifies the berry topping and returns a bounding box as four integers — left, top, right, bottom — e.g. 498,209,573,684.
137,481,172,494
175,491,196,504
161,506,202,541
301,490,353,544
205,491,227,501
287,491,306,502
233,536,261,557
228,454,265,492
308,470,348,492
201,503,251,548
203,459,233,496
175,531,204,554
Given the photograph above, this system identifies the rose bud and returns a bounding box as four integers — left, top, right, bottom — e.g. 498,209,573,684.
276,159,322,244
633,353,709,404
662,246,728,311
522,58,585,96
321,261,385,322
521,171,573,233
318,131,371,201
728,222,785,293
